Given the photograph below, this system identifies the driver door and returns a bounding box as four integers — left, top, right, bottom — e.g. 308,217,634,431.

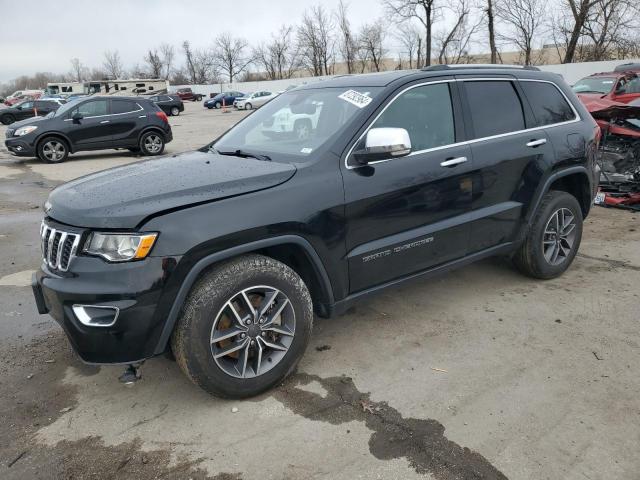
342,81,473,293
65,99,112,148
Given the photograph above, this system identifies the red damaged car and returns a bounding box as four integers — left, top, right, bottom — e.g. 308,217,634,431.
572,70,640,104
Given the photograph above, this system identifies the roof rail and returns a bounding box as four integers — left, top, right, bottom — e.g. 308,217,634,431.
422,64,540,72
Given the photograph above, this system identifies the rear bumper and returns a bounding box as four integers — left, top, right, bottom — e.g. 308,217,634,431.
33,255,182,364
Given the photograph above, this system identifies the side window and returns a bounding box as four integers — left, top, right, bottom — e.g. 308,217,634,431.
111,100,138,114
74,100,108,117
520,81,576,126
464,81,525,138
369,83,455,152
20,101,34,110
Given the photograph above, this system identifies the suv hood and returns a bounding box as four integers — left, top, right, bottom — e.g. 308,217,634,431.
46,150,296,229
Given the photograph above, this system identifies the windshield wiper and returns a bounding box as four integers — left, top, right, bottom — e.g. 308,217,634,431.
216,148,271,162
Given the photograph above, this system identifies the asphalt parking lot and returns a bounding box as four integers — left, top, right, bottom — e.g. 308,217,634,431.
0,101,639,480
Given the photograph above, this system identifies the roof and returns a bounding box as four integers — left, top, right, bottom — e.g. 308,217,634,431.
296,65,561,90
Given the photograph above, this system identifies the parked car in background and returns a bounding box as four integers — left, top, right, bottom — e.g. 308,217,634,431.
0,99,65,125
175,88,203,102
64,94,89,102
204,91,245,109
4,89,42,105
234,91,277,110
5,91,43,106
572,71,640,104
4,96,172,162
149,94,184,116
613,63,640,73
261,102,322,140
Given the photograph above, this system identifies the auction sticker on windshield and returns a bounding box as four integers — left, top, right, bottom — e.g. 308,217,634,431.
338,90,372,108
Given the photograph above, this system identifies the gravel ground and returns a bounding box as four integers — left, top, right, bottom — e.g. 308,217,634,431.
0,101,638,480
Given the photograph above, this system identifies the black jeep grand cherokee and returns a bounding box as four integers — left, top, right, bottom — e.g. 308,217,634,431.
33,66,599,398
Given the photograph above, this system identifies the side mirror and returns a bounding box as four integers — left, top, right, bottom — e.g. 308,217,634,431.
352,128,412,165
72,112,83,121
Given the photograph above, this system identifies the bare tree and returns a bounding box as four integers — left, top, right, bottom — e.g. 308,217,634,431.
253,26,300,80
102,50,124,79
182,41,216,84
358,21,388,72
159,43,175,80
297,5,335,76
213,33,252,83
560,0,600,63
435,0,482,64
336,0,358,73
580,0,637,61
395,24,423,69
385,0,438,66
69,58,89,82
485,0,499,63
495,0,547,65
144,49,163,78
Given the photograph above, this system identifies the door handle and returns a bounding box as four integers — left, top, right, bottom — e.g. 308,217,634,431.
100,120,110,124
440,156,468,167
526,138,547,148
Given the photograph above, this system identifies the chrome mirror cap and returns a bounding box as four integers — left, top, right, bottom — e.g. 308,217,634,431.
353,127,412,165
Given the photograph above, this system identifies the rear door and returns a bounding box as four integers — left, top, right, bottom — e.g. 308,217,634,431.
458,77,556,252
65,99,112,148
343,80,473,293
109,99,144,146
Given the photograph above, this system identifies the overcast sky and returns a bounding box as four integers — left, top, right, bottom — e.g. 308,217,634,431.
0,0,387,83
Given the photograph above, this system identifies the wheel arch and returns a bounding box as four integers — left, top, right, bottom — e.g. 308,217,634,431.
35,132,73,153
153,235,334,356
526,166,593,224
137,126,167,143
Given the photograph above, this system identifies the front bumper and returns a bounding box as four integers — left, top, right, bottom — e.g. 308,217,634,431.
5,137,36,156
33,254,182,364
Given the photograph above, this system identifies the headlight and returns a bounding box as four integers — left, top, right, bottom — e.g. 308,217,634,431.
83,232,158,262
15,125,38,136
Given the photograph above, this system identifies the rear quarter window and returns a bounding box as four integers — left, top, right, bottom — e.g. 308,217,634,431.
521,81,576,126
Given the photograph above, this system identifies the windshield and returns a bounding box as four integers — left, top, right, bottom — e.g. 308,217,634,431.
572,77,616,94
214,87,381,159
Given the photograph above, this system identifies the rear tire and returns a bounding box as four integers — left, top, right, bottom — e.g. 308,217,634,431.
1,114,15,125
139,131,165,156
171,254,313,398
37,137,69,163
513,190,583,279
170,106,180,116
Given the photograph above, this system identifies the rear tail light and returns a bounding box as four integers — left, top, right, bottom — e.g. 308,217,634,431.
155,110,169,123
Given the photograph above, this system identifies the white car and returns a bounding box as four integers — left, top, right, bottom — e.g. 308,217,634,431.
234,91,277,110
261,102,322,140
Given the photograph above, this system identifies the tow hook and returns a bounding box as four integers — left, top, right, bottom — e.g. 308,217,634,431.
119,362,144,385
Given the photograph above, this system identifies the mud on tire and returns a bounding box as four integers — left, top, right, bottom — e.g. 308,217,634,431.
171,254,313,398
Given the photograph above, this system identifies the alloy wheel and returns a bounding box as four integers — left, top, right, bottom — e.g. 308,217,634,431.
144,134,163,153
210,285,295,379
542,207,577,266
42,141,66,162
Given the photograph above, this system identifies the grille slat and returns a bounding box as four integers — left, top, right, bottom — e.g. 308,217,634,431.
40,222,80,272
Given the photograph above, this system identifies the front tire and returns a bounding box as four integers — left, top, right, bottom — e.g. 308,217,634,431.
245,102,252,110
171,254,313,398
139,131,165,156
1,114,15,125
170,106,180,116
513,190,583,279
214,101,221,109
37,137,69,163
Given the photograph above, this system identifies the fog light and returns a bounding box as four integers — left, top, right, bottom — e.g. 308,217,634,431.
72,305,119,327
16,146,23,151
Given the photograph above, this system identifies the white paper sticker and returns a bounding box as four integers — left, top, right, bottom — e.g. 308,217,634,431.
301,147,313,154
338,90,372,108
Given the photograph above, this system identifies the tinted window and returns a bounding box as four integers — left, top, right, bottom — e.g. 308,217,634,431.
465,81,525,138
74,100,108,117
370,83,455,151
111,100,138,114
149,96,159,102
521,81,576,126
18,101,34,110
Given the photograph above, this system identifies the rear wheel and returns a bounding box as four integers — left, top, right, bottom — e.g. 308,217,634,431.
139,131,165,156
513,190,583,279
1,114,15,125
171,254,313,398
37,137,68,163
170,106,180,116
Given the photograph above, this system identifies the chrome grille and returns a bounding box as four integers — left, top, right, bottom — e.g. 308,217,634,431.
40,222,81,272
